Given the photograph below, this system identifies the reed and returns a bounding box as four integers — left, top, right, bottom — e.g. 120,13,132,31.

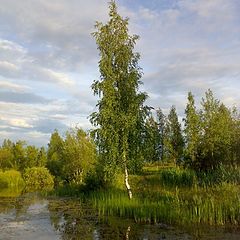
87,165,240,226
90,184,240,226
52,164,240,226
160,167,197,187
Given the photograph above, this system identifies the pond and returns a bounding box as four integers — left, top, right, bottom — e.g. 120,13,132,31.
1,193,240,239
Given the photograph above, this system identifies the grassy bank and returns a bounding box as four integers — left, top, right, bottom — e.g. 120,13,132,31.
4,163,239,226
87,165,240,226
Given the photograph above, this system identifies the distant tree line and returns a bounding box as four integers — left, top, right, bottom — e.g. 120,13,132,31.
143,89,240,172
0,89,239,189
0,140,47,171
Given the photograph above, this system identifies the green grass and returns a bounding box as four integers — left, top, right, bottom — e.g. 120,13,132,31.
86,165,240,226
51,164,240,226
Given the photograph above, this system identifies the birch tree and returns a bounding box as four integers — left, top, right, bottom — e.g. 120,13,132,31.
183,92,200,167
91,1,147,199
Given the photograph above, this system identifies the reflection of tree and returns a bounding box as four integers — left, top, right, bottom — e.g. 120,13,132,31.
48,198,96,240
126,226,131,240
48,199,140,239
0,193,45,219
14,193,38,218
0,197,15,214
0,186,23,198
91,216,148,239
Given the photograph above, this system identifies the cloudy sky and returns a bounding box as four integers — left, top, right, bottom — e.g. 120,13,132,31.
0,0,240,146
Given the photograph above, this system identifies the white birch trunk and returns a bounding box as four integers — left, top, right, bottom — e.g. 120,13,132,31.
124,165,132,199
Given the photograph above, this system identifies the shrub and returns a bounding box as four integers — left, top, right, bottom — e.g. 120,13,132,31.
23,167,54,191
0,169,24,188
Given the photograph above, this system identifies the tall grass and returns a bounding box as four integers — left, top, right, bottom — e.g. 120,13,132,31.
90,184,240,226
86,165,240,226
52,164,240,226
160,167,196,187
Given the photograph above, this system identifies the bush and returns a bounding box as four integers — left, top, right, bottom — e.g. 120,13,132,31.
0,169,24,188
84,170,105,191
23,167,54,191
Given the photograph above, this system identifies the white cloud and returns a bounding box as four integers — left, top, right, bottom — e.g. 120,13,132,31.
9,119,33,128
0,80,31,92
0,61,19,72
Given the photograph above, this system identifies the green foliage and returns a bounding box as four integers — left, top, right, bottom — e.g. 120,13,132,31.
156,108,167,161
160,167,196,187
61,128,96,184
46,128,96,185
0,169,24,188
37,147,47,167
0,139,48,172
143,115,161,163
22,145,39,169
90,1,147,184
165,106,184,164
83,170,105,192
196,164,240,186
47,129,64,178
143,108,167,164
88,165,240,226
12,140,26,171
23,167,54,191
198,90,232,170
182,89,240,172
0,147,14,169
183,92,200,167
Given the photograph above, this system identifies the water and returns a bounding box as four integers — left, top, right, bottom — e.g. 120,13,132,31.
1,193,240,240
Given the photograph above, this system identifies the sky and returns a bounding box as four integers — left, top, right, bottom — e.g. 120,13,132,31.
0,0,240,146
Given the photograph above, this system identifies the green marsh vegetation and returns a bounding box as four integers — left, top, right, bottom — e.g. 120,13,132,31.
89,165,240,226
1,0,240,230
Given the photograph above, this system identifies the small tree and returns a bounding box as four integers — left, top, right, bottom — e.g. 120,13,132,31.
143,114,161,163
165,106,184,164
183,92,200,167
91,1,147,198
24,145,39,169
12,140,26,171
61,128,96,184
37,147,47,167
156,108,167,161
47,130,64,179
198,90,234,170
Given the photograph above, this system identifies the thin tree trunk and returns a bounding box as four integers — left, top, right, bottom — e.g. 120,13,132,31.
124,164,132,199
123,136,132,199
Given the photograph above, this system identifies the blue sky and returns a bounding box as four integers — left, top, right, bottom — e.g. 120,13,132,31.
0,0,240,146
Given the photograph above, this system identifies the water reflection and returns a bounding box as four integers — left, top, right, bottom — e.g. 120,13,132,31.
1,194,240,239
